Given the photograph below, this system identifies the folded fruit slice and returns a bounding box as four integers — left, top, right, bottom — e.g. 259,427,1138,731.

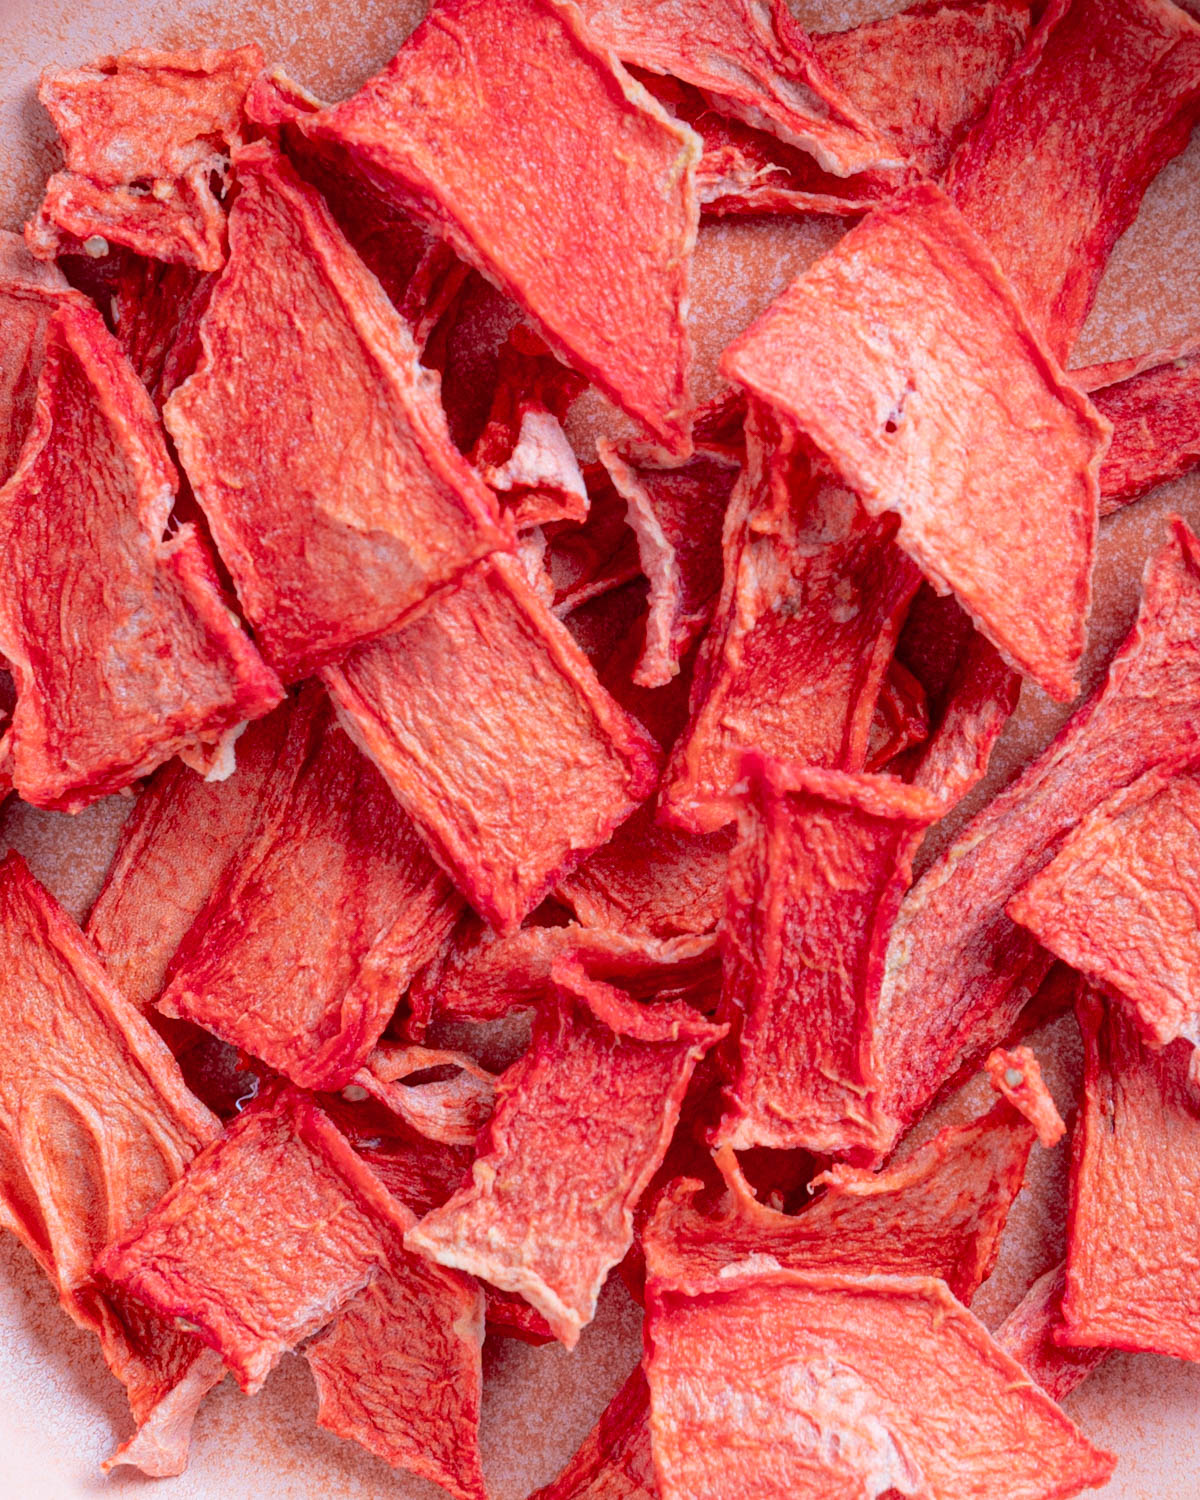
661,409,921,832
1060,987,1200,1361
323,554,661,932
98,1085,425,1393
715,761,941,1155
86,704,290,1011
645,1270,1115,1500
0,852,222,1476
27,46,262,269
303,1193,486,1500
1075,343,1200,513
158,686,461,1090
355,1042,497,1148
946,0,1200,361
298,0,699,453
723,182,1109,701
406,963,725,1346
573,0,902,175
0,297,282,811
997,1262,1107,1402
871,517,1200,1153
1010,767,1200,1057
164,141,505,681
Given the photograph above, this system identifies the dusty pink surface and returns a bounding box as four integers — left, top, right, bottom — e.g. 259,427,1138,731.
1,0,1200,1495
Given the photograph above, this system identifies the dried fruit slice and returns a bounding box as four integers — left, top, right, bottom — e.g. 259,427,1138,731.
529,1364,657,1500
406,963,725,1346
111,258,214,408
158,686,461,1090
27,46,262,269
0,298,282,811
866,659,929,772
97,1086,417,1393
304,1196,486,1500
298,0,699,453
650,1088,1036,1303
356,1042,497,1147
946,0,1200,361
661,410,921,833
1074,344,1200,513
164,142,505,681
723,182,1109,701
323,554,661,932
715,761,941,1155
645,1270,1115,1500
871,518,1200,1153
0,853,222,1476
573,0,903,176
86,704,290,1012
1010,767,1200,1057
0,276,87,486
1060,988,1200,1361
984,1046,1066,1147
996,1263,1107,1402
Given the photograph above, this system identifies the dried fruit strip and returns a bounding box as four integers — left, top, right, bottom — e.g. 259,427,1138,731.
323,554,661,933
165,142,505,681
996,1263,1107,1403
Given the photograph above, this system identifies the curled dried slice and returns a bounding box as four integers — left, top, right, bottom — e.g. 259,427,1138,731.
0,853,222,1476
300,0,699,454
996,1263,1107,1403
158,686,461,1090
1060,987,1200,1361
97,1086,415,1393
406,963,725,1346
1010,766,1200,1058
661,410,921,832
715,761,941,1156
356,1042,497,1147
1074,344,1200,513
164,141,505,681
0,298,282,811
323,554,662,933
304,1196,486,1500
86,703,290,1012
27,46,262,269
984,1046,1066,1148
871,518,1200,1154
946,0,1200,361
723,182,1109,701
573,0,903,176
645,1270,1115,1500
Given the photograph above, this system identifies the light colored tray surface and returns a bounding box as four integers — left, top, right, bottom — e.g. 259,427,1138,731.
1,0,1199,1494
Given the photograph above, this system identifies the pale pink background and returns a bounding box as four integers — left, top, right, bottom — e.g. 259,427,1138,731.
1,0,1199,1494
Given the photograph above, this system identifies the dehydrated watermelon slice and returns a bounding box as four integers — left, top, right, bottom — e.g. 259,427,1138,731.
529,1364,657,1500
660,409,921,833
572,0,903,176
356,1042,497,1147
304,1195,486,1500
996,1262,1107,1403
97,1085,418,1393
157,686,461,1091
650,1087,1035,1303
645,1270,1115,1500
865,658,929,772
1010,766,1200,1057
405,963,725,1346
0,276,88,487
1060,987,1200,1361
715,760,941,1155
1073,343,1200,513
86,703,290,1012
0,853,222,1475
0,298,282,811
298,0,699,454
984,1046,1066,1148
946,0,1200,361
323,554,662,933
164,142,506,682
27,46,261,270
871,518,1200,1155
723,181,1109,702
111,257,214,409
601,442,737,689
